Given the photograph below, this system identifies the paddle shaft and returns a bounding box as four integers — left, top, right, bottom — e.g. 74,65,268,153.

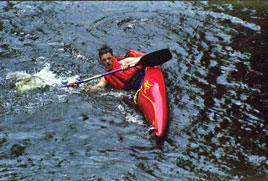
58,64,136,88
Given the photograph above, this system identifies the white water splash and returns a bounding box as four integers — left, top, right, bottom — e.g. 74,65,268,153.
125,113,144,125
6,63,78,92
117,103,144,125
100,91,143,124
100,91,133,99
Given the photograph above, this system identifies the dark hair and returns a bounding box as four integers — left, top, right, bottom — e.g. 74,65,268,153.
98,45,113,59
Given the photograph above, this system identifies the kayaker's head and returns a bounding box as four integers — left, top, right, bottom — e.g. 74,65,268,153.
98,45,115,70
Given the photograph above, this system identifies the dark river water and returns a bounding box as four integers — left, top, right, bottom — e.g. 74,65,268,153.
1,1,268,180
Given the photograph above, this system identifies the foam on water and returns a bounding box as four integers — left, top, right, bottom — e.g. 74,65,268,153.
100,91,144,124
125,113,144,125
6,63,79,91
100,91,131,98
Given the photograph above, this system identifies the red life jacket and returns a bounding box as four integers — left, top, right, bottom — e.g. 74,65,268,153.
104,50,145,90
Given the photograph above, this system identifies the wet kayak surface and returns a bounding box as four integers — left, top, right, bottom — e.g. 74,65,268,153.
1,1,268,180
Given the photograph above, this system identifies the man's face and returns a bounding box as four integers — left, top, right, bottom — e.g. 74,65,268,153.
100,52,115,70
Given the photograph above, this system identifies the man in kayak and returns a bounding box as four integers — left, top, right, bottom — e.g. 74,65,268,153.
68,45,145,92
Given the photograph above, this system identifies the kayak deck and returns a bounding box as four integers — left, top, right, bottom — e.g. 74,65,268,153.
136,65,168,137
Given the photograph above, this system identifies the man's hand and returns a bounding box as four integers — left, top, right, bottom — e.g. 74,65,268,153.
68,80,79,87
120,57,141,71
121,63,129,71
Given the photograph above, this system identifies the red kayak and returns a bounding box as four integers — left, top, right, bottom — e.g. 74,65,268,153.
136,65,168,137
130,50,168,137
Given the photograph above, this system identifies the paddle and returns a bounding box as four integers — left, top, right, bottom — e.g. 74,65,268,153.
59,48,172,88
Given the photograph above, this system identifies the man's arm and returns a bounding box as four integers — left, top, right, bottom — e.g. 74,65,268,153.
120,57,141,70
68,77,107,92
84,77,107,92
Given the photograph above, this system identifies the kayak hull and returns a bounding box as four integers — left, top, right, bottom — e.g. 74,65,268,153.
137,65,168,137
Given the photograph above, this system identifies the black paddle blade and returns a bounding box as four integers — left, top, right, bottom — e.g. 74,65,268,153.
138,48,172,67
